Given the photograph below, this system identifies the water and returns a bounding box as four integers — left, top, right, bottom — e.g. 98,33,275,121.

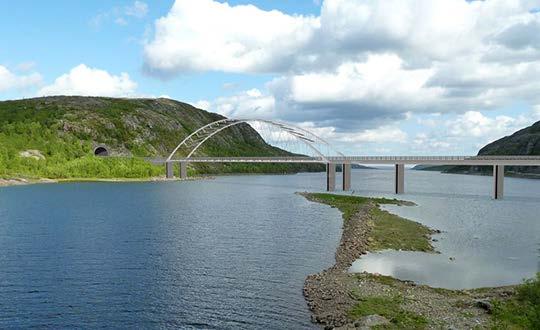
347,169,540,289
0,176,342,329
0,169,539,327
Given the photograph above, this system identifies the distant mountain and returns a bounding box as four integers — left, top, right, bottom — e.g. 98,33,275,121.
413,120,540,178
352,164,374,170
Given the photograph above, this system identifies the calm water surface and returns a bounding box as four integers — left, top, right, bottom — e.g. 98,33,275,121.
347,169,540,289
0,169,539,328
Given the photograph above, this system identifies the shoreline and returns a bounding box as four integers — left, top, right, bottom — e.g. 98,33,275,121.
0,170,320,188
415,168,540,180
299,192,516,329
0,176,214,188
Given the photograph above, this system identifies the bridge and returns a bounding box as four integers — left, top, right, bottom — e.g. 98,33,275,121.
163,119,540,199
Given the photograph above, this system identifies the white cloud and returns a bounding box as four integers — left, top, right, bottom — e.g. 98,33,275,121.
270,54,444,126
0,65,42,92
125,1,148,18
144,0,540,154
115,17,128,26
200,54,444,130
144,0,538,74
338,125,408,143
407,109,540,154
208,88,276,119
143,0,319,74
38,64,137,97
91,1,148,27
143,0,540,127
534,105,540,117
193,100,211,110
446,111,534,141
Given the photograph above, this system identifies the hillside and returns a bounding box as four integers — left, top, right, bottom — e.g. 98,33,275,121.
414,120,540,178
0,96,322,180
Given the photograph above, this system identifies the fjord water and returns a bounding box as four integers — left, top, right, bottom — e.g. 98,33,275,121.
0,169,539,328
351,171,540,289
347,169,540,289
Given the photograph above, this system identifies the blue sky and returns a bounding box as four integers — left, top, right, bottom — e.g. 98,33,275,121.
1,0,540,155
0,0,312,101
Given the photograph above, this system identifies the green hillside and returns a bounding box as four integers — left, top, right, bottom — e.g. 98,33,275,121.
0,96,322,180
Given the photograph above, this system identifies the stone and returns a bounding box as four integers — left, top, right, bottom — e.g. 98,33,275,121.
357,314,390,327
474,299,493,314
19,149,45,160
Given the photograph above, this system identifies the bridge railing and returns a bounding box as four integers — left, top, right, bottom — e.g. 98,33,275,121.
328,156,540,161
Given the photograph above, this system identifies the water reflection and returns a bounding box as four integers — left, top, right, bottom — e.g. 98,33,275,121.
350,250,533,289
345,170,540,289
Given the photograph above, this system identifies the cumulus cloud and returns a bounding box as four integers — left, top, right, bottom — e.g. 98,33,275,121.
38,64,137,97
337,125,408,144
144,0,538,74
496,17,540,50
147,0,540,154
199,54,444,130
145,1,540,123
408,109,540,154
0,65,42,92
269,54,445,129
143,0,319,74
204,88,277,119
446,111,535,141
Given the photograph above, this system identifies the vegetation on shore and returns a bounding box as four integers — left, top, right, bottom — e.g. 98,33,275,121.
0,96,322,181
301,193,434,252
347,293,429,328
491,273,540,329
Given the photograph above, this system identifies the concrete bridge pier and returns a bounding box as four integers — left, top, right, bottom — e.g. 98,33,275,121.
326,163,336,191
395,164,405,194
493,165,504,199
166,161,174,179
180,162,188,179
342,163,351,191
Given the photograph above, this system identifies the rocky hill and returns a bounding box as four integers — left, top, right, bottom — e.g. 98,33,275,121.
479,121,540,155
414,120,540,178
0,96,322,180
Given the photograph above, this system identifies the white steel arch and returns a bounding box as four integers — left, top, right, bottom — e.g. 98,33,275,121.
166,118,344,162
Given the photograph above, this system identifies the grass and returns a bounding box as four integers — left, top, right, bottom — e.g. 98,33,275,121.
301,193,433,253
491,273,540,329
348,295,428,329
368,207,434,252
363,274,400,287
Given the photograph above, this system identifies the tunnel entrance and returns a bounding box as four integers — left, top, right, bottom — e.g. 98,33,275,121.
94,146,109,157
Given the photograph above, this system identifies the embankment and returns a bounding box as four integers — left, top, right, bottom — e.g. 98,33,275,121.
299,192,516,329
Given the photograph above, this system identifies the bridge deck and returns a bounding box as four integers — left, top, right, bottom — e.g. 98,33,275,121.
165,156,540,166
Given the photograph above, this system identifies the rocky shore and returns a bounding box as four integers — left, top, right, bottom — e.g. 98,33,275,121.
0,178,57,187
0,176,213,188
299,192,515,329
